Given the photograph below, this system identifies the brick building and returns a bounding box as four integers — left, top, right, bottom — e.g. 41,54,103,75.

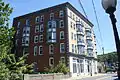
13,2,98,77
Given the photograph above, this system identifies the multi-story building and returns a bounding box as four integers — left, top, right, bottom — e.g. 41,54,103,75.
13,2,98,77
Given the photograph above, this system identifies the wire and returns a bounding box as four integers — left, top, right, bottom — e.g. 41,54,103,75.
78,0,88,19
92,0,104,50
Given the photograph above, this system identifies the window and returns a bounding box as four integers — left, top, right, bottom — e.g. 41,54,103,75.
49,57,54,66
70,12,72,18
48,21,52,28
40,15,44,22
75,45,77,53
73,23,75,29
60,43,65,53
22,37,25,43
16,30,20,34
52,21,56,28
17,22,20,28
39,45,43,55
39,35,43,42
15,39,18,45
34,46,37,56
71,21,73,28
34,35,38,43
26,19,30,25
49,44,54,54
74,34,76,40
59,20,64,28
60,31,64,39
59,10,64,17
73,14,75,20
60,57,65,63
40,24,44,32
35,16,40,23
50,13,54,20
71,32,73,40
73,63,77,73
72,44,74,53
35,25,39,33
48,32,56,40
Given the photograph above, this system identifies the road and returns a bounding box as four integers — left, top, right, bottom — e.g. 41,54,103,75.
77,73,119,80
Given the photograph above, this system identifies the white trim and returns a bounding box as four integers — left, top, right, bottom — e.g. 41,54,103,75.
59,10,64,18
49,44,54,54
50,13,54,20
39,45,43,55
34,46,37,56
59,20,64,28
60,43,65,53
60,57,65,62
40,15,44,22
35,25,39,33
39,35,43,42
35,16,40,23
34,35,38,43
49,57,54,66
60,31,64,39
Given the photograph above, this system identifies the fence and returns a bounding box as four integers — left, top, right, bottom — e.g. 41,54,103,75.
24,73,70,80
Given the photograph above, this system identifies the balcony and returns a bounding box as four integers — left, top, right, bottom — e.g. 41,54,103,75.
85,28,91,32
86,35,92,40
77,41,85,46
87,45,93,49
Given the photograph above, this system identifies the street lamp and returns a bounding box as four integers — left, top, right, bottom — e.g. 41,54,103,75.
102,0,120,79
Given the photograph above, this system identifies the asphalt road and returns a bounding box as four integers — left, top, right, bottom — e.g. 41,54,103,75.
77,73,119,80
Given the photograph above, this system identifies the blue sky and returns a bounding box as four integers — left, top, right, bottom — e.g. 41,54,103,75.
4,0,120,55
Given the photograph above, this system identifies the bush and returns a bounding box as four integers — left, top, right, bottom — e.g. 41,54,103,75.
44,61,69,74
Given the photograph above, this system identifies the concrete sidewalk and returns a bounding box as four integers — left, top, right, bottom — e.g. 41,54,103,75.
61,73,107,80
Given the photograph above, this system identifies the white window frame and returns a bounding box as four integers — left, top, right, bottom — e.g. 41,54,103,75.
39,35,43,42
72,44,74,53
34,35,38,43
39,24,44,32
35,25,39,33
49,44,54,54
59,20,64,28
35,16,40,23
71,32,73,40
34,46,37,56
49,57,54,66
59,10,64,18
50,13,54,20
26,19,30,25
39,45,43,55
60,31,64,39
40,15,44,22
60,43,65,53
60,57,65,63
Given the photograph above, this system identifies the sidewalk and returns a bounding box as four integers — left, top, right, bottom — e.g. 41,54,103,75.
61,73,107,80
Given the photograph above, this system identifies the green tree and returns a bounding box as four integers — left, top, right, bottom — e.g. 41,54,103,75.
44,61,69,74
0,0,33,79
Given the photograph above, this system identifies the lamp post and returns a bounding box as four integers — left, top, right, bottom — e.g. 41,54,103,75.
102,0,120,79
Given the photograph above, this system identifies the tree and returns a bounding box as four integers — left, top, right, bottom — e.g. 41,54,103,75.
44,61,69,74
0,0,33,79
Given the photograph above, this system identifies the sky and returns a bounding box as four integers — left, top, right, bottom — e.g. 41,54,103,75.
4,0,120,55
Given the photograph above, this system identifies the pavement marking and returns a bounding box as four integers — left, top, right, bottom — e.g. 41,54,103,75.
95,76,111,80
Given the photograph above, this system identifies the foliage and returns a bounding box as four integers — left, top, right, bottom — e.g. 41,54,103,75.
97,52,118,63
44,61,69,74
0,0,34,80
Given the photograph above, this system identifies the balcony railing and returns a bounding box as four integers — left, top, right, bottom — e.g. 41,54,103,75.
77,40,85,46
87,45,93,49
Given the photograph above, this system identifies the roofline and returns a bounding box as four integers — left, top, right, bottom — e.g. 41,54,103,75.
65,2,93,27
14,2,93,27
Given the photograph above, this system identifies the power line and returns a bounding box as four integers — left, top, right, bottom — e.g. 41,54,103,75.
92,0,104,49
78,0,88,19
